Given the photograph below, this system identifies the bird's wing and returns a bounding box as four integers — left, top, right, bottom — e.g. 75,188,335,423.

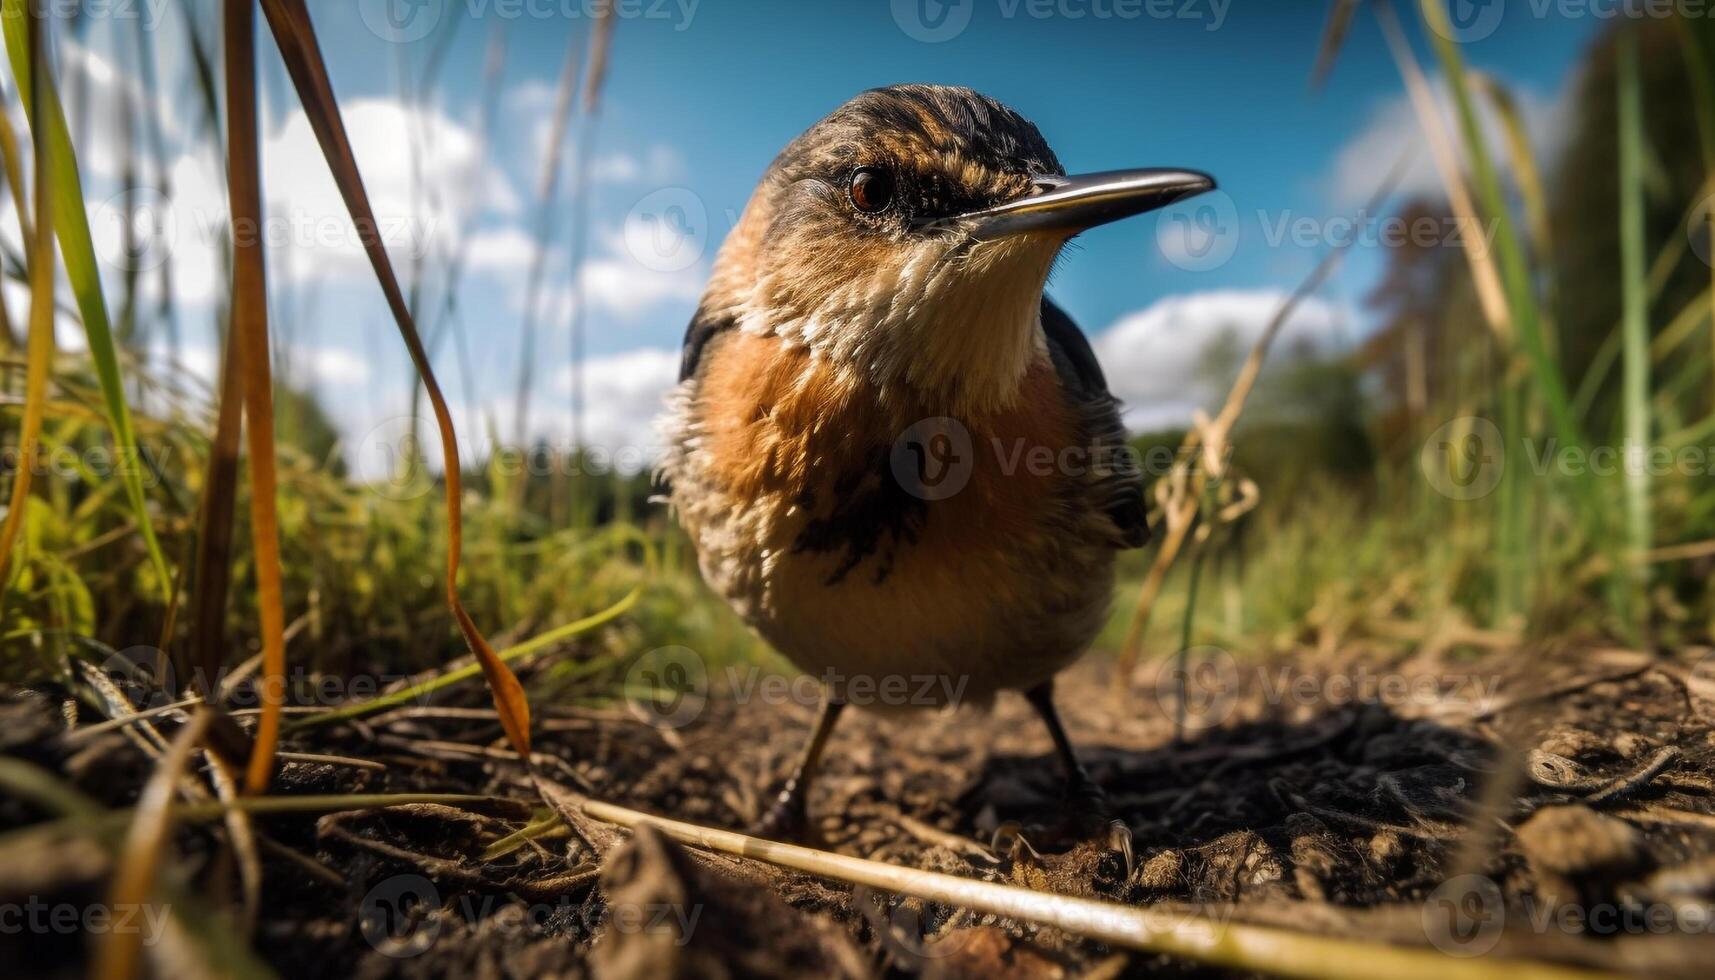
1041,296,1150,548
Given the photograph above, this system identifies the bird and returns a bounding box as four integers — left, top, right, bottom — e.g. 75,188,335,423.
658,84,1214,845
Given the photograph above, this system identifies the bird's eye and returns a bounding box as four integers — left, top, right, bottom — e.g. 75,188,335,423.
848,167,894,213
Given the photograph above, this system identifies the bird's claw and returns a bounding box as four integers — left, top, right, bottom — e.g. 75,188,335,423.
1068,783,1134,879
989,820,1041,867
1108,819,1135,880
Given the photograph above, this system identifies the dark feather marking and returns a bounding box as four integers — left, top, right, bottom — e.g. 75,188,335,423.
679,302,733,382
791,446,926,586
1042,296,1150,548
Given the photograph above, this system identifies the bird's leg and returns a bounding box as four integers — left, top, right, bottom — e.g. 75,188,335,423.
1024,681,1132,874
752,697,845,841
1024,680,1106,811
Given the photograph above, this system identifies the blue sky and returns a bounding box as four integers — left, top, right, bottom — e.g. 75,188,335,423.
29,0,1607,472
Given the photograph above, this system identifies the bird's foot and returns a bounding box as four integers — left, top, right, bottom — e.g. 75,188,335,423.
1065,779,1134,880
1065,774,1112,821
1018,777,1134,878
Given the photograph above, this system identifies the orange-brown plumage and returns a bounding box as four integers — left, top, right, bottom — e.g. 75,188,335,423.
694,329,1076,556
654,83,1213,840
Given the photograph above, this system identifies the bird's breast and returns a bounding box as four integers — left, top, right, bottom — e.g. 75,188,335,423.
662,330,1117,695
694,330,1081,567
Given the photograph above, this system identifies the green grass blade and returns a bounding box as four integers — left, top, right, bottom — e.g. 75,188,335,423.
1310,0,1361,87
0,37,50,588
1618,26,1650,633
512,32,580,451
1674,20,1715,406
0,97,32,248
1471,71,1554,287
1571,218,1695,421
1418,0,1582,453
1418,0,1611,626
224,0,289,794
1,0,173,598
258,0,534,758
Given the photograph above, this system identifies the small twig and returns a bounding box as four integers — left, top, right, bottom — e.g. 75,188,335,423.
95,709,212,980
9,794,526,844
1526,750,1605,792
1448,743,1527,880
274,750,387,772
1279,785,1456,841
571,794,1611,980
320,808,590,903
1117,153,1413,674
215,652,264,701
371,733,592,788
61,695,199,743
203,750,262,937
895,813,996,861
1588,746,1679,805
1611,804,1715,830
364,705,506,726
320,811,493,884
76,659,170,754
484,813,568,861
256,835,343,888
1472,660,1653,722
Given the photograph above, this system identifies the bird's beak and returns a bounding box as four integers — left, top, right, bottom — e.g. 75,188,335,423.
944,168,1216,240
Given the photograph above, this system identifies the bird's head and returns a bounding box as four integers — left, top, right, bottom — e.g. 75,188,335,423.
708,84,1212,413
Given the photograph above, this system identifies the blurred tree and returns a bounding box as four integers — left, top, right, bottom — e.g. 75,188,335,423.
1552,14,1715,422
1357,197,1494,455
275,385,345,476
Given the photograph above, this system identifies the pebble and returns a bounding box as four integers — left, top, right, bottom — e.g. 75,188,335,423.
1137,849,1183,891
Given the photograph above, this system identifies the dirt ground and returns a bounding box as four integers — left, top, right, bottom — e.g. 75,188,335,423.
6,645,1715,978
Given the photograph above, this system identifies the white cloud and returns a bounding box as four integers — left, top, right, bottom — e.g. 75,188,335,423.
588,154,640,183
1328,72,1572,209
341,346,679,482
464,225,539,273
91,97,523,310
56,40,185,180
505,79,559,117
590,145,685,185
577,257,702,316
510,247,704,322
145,341,370,389
294,346,372,387
557,346,680,459
260,98,515,271
1092,290,1348,431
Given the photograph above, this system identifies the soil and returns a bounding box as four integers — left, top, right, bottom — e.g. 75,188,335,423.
6,645,1715,978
